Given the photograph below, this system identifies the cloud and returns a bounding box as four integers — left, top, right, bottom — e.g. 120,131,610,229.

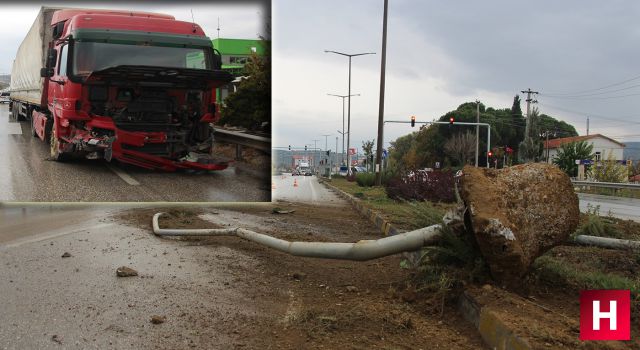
274,0,640,146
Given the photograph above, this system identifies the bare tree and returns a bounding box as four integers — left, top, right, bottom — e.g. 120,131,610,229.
444,132,476,166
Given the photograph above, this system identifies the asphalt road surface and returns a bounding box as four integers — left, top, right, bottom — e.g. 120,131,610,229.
271,173,342,204
0,205,265,349
578,192,640,222
0,104,269,202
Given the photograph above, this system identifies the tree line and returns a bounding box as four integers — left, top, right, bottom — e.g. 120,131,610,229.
387,96,578,171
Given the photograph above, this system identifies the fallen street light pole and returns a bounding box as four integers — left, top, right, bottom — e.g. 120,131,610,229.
152,212,442,261
384,120,492,168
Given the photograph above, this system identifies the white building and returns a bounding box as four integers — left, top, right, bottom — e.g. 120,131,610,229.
543,134,625,163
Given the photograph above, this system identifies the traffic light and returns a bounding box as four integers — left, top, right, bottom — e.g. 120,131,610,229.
488,151,493,158
449,116,454,125
411,115,416,127
288,145,291,151
326,150,330,156
304,145,307,151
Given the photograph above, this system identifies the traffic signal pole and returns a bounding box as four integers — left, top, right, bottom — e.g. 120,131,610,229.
384,120,492,168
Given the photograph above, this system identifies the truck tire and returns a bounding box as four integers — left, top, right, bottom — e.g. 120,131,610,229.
50,125,68,161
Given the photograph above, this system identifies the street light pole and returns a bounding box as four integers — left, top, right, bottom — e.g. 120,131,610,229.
328,93,359,166
325,50,375,175
312,139,320,168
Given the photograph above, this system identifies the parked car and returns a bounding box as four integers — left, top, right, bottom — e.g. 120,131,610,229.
352,166,367,173
0,92,9,104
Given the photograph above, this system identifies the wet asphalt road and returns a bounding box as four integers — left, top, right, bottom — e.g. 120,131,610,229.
578,192,640,222
0,206,264,349
0,104,270,202
271,173,342,204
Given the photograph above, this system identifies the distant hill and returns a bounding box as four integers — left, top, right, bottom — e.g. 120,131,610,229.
624,141,640,162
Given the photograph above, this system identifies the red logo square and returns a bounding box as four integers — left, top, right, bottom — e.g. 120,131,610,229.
580,290,630,341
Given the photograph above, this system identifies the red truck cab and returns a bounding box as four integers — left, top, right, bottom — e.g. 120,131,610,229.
35,8,232,171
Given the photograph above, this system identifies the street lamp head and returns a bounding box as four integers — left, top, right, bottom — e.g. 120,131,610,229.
325,50,376,57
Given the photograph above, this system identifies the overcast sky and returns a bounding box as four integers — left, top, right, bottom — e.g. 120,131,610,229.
0,1,266,75
272,0,640,155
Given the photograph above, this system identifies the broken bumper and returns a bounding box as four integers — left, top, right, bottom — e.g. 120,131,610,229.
72,117,231,171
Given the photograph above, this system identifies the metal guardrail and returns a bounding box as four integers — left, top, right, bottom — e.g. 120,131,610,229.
214,128,271,160
571,180,640,190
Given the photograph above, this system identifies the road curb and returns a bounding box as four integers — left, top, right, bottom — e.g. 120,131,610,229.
319,179,400,236
458,291,533,350
320,179,535,349
321,179,534,350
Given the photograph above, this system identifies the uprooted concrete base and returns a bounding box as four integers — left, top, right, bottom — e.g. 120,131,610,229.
461,163,580,286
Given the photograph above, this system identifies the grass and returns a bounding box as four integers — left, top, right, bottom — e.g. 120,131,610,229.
533,254,640,297
328,177,454,230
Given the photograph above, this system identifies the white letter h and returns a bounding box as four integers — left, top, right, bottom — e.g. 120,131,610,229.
593,300,617,331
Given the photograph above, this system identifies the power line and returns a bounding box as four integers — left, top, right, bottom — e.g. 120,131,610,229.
537,102,640,125
542,72,640,96
540,91,640,101
541,82,640,98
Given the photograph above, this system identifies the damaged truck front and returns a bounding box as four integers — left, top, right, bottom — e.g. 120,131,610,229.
9,7,233,171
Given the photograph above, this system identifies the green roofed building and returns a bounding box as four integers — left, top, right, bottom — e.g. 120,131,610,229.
212,38,266,103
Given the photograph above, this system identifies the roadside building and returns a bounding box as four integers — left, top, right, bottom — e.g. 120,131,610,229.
543,134,626,163
212,38,266,103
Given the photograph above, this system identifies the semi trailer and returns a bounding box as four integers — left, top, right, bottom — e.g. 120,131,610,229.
9,7,233,171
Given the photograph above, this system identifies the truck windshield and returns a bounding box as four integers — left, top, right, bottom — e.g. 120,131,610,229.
72,42,210,77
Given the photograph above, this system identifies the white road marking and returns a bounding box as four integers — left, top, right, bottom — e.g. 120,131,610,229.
3,122,22,135
106,163,141,186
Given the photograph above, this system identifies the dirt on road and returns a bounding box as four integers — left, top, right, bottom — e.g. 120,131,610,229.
115,202,485,349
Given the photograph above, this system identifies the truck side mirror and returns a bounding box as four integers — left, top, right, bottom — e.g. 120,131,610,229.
212,49,222,70
40,67,54,78
47,48,57,68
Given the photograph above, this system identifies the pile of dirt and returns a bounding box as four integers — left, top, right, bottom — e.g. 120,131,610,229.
112,202,485,349
461,163,580,285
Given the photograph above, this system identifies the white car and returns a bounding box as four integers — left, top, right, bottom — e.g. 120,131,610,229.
0,92,9,104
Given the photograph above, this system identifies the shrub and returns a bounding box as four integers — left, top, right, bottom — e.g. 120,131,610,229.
575,204,621,238
385,169,455,202
355,172,376,187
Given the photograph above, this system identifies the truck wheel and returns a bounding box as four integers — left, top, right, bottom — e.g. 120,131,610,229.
50,126,67,161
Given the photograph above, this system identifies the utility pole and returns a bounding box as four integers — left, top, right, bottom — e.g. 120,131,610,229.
586,117,589,135
475,100,480,167
520,88,539,137
374,0,389,186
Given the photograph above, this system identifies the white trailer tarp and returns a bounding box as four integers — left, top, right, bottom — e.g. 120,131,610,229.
10,7,61,106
